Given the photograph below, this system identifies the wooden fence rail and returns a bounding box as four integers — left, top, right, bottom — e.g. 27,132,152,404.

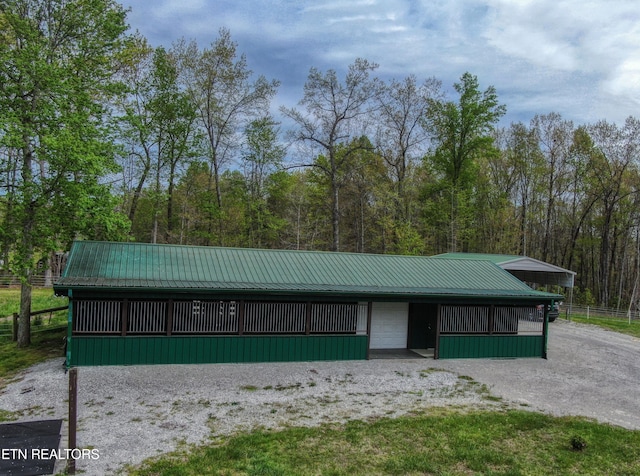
12,305,69,341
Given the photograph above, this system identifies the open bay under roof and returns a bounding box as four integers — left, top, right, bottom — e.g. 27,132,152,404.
55,241,561,302
432,253,576,288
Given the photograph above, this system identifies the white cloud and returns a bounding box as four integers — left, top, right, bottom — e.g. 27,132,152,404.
482,0,640,121
605,59,640,98
122,0,640,125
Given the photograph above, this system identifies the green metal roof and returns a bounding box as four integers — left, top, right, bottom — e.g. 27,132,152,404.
54,241,561,301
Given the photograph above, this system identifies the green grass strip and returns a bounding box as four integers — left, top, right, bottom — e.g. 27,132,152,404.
129,409,640,476
568,314,640,338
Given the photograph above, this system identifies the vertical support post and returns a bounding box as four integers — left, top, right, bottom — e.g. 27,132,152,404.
166,300,173,336
434,304,441,359
67,367,78,475
366,302,372,360
488,305,495,335
237,301,244,335
121,299,128,336
305,301,312,335
542,300,551,360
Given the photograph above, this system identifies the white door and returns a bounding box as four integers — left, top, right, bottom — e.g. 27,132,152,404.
369,302,409,349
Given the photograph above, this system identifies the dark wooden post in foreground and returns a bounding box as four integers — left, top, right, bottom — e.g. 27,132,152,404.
68,367,78,474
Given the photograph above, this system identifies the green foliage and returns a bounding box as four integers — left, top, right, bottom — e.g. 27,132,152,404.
426,72,506,187
390,222,424,255
422,72,506,252
242,116,287,247
0,0,133,344
129,410,640,475
573,287,596,306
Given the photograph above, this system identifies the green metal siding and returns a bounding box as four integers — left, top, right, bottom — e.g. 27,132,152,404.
68,335,368,366
438,335,544,359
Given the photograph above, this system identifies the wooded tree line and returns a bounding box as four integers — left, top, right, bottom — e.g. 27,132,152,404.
1,1,640,347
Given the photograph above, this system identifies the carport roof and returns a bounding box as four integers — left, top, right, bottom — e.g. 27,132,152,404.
432,253,576,288
54,241,562,301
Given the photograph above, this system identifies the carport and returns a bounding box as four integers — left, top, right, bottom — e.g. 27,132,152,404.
54,241,562,365
433,253,575,287
433,253,575,315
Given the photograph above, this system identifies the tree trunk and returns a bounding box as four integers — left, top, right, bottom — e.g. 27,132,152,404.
542,176,554,263
166,162,177,242
207,152,224,246
599,205,613,306
450,185,458,252
331,181,340,252
17,279,32,347
519,200,527,256
17,137,34,348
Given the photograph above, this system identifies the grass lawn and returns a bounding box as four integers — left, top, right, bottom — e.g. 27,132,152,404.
129,409,640,476
567,314,640,339
0,287,67,317
0,328,66,391
0,287,68,336
0,288,67,395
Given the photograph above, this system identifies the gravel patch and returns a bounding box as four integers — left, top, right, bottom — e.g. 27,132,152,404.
0,359,492,475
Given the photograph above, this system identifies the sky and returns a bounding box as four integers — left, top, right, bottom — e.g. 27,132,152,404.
122,0,640,127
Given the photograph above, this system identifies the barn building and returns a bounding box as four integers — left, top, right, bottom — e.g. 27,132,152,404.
54,241,562,366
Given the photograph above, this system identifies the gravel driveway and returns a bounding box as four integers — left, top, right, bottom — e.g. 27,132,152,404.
0,319,638,475
432,319,640,430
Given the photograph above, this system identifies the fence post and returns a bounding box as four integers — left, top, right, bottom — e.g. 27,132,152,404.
67,367,78,475
587,306,590,319
12,313,18,341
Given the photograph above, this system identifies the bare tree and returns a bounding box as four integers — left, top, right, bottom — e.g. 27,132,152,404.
281,58,382,251
175,29,279,245
375,75,441,222
587,117,640,306
530,113,574,262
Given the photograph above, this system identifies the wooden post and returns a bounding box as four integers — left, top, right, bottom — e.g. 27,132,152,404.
434,304,441,359
237,301,244,335
166,300,173,336
366,302,372,360
488,305,495,335
542,301,551,360
121,299,128,336
68,367,78,474
305,302,312,335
